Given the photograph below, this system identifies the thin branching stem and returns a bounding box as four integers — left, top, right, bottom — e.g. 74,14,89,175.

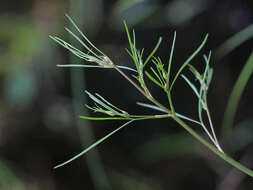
172,115,253,177
167,90,175,115
112,64,147,97
51,15,253,178
205,105,223,152
112,64,172,114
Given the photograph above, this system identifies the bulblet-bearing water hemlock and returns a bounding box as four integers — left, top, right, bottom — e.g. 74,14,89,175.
50,14,253,177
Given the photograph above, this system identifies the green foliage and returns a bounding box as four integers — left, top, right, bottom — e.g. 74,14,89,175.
51,15,253,177
0,160,25,189
222,53,253,135
215,24,253,60
170,34,209,91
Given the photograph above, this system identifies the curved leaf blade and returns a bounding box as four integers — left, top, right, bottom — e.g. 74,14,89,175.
54,120,134,169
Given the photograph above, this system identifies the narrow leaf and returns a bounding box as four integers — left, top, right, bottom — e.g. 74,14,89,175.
150,66,163,84
50,36,90,60
203,51,212,87
174,113,202,126
206,68,213,87
188,64,202,81
136,102,201,125
198,87,204,123
145,71,163,88
181,75,200,98
54,120,134,168
144,37,162,66
65,27,100,59
137,102,167,113
85,91,118,114
170,34,209,91
123,21,138,69
95,93,127,114
203,52,212,83
57,64,137,72
65,14,105,56
80,116,131,120
167,31,177,86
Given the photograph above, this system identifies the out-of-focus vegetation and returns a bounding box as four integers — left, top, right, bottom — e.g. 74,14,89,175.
1,0,253,189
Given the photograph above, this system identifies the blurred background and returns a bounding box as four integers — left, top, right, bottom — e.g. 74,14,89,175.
1,0,253,189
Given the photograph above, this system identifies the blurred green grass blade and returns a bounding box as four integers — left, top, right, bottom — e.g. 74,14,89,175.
170,34,208,91
67,4,110,188
215,24,253,60
144,37,162,67
54,120,134,169
80,116,131,120
0,160,20,186
221,52,253,135
113,0,140,13
228,120,253,152
134,133,195,164
108,169,162,190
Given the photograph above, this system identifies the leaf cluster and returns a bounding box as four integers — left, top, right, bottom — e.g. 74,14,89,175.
51,14,216,168
50,15,253,178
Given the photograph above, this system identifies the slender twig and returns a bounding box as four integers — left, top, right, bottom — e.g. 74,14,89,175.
205,105,223,152
112,64,172,114
172,115,253,177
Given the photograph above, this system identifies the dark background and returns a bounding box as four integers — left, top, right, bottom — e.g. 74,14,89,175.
1,0,253,189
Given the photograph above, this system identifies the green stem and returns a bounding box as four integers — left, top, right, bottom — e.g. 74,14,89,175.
167,90,175,115
113,65,147,97
130,114,171,119
205,105,223,152
113,65,171,114
172,115,253,177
